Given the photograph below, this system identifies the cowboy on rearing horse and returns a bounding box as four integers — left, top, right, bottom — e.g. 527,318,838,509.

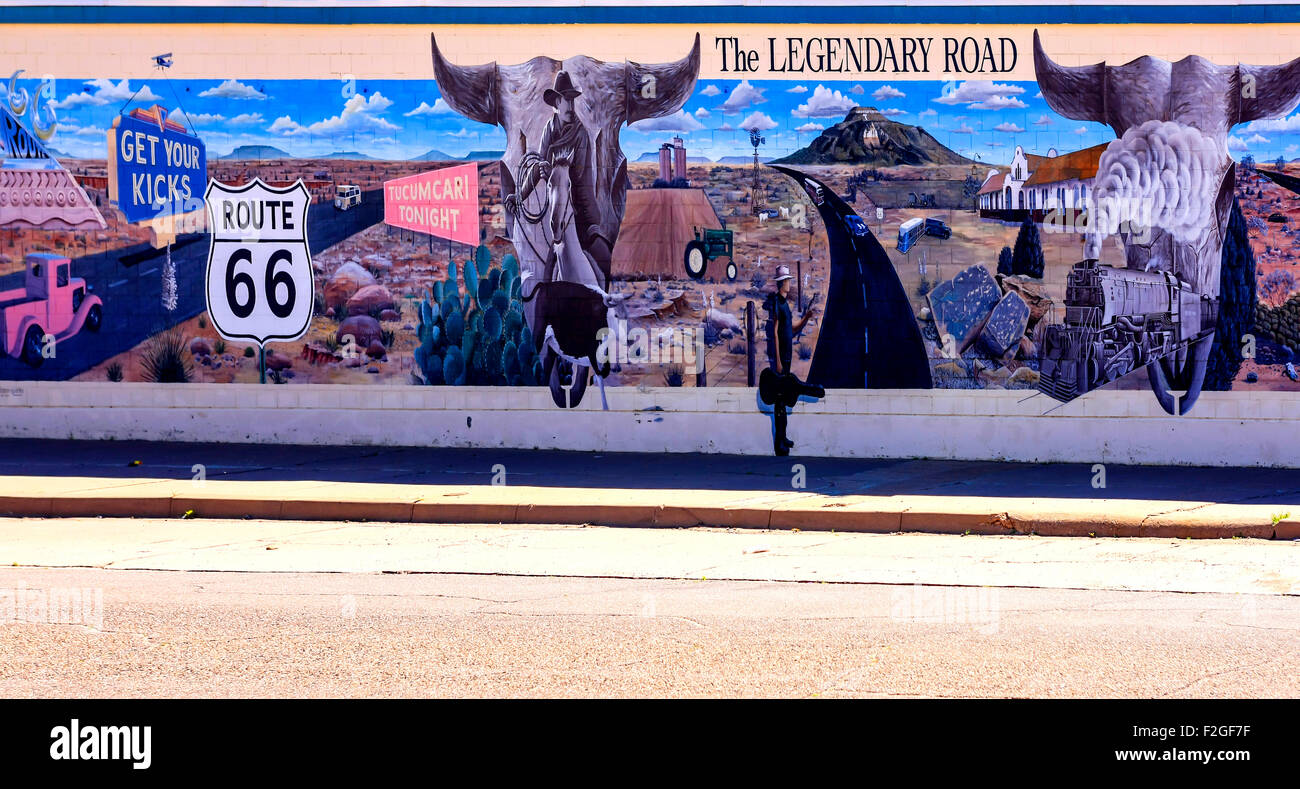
503,70,612,286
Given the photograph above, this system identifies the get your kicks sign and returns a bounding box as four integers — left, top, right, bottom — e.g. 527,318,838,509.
107,105,206,225
204,178,314,345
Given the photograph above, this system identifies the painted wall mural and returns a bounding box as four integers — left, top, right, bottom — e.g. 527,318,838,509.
2,9,1299,420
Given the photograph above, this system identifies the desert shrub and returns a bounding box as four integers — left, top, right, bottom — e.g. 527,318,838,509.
662,364,685,387
243,346,256,358
380,328,396,348
106,362,123,382
213,338,227,356
139,329,192,383
797,343,812,360
1261,268,1298,307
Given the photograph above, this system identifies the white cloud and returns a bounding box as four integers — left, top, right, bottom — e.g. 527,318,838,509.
700,84,722,97
872,85,905,101
405,99,455,117
879,108,907,117
994,122,1024,133
850,84,865,95
1073,126,1088,135
934,81,1027,110
51,91,104,110
718,122,736,132
738,111,778,131
719,80,767,114
229,112,264,125
1246,133,1271,145
791,84,858,118
1033,114,1052,126
53,78,161,110
630,108,705,133
169,109,225,125
199,79,267,100
1227,135,1249,151
785,85,808,94
1288,144,1299,155
271,92,398,137
1034,91,1043,99
918,108,938,118
694,107,711,118
795,122,824,133
952,124,974,134
1247,113,1300,133
970,95,1028,110
989,141,1005,148
72,125,107,137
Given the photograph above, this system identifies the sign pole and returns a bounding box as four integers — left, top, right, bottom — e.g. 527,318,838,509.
259,343,266,384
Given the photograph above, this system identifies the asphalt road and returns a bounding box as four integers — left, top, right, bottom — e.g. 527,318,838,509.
2,564,1296,698
0,189,382,381
2,437,1297,505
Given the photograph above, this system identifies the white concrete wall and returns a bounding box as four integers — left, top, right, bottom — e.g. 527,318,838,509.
1,382,1296,467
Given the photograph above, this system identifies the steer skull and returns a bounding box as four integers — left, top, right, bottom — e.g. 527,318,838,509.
1034,30,1300,414
432,34,700,407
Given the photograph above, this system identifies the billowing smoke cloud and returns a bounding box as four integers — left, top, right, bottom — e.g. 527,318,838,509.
1085,120,1228,260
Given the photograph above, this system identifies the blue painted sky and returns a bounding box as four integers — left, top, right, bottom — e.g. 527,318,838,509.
28,75,1297,165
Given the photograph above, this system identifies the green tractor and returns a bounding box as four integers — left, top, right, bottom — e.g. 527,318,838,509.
683,226,737,281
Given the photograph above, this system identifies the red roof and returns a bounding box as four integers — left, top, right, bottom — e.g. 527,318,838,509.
1024,143,1108,187
976,172,1007,196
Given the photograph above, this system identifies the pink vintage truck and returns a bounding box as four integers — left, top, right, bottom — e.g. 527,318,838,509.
0,253,102,367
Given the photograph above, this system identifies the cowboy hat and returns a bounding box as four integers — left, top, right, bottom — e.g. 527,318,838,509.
772,264,794,282
543,70,582,107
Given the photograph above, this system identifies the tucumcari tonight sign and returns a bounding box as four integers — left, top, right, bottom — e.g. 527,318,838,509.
107,105,207,225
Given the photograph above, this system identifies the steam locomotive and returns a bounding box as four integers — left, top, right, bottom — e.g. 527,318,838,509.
1037,259,1219,402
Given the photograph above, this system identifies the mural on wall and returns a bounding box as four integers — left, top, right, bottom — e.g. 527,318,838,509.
1,20,1299,417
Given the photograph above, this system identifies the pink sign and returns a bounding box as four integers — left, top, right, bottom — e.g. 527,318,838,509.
384,163,480,245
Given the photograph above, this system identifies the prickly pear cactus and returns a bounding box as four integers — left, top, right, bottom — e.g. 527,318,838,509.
413,243,545,387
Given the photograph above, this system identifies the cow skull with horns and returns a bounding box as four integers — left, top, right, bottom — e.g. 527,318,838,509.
431,34,701,407
1034,29,1300,414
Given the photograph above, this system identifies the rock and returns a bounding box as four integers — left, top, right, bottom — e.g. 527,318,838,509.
379,308,401,322
996,274,1054,328
324,262,376,313
706,308,744,333
325,307,335,318
918,306,931,321
977,291,1030,358
366,366,380,374
1009,366,1040,385
1286,362,1299,381
346,284,396,317
265,350,293,371
1246,371,1259,383
336,315,383,348
1017,335,1037,359
189,337,213,356
301,342,342,365
928,265,1001,353
366,339,387,359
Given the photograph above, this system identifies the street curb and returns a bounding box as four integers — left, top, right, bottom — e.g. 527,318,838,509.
0,476,1295,539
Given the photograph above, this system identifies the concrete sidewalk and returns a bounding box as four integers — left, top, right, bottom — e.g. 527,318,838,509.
0,440,1296,538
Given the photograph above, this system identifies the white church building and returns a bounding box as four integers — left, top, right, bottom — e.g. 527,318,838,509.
976,142,1107,221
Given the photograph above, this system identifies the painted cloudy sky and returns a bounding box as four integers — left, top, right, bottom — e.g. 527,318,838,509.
32,75,1299,164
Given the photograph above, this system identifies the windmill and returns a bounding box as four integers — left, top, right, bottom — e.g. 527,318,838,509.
748,127,767,216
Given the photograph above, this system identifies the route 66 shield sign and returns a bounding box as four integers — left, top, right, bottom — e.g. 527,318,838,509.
204,178,313,344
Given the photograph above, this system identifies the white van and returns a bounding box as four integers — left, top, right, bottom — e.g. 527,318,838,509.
334,185,361,211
